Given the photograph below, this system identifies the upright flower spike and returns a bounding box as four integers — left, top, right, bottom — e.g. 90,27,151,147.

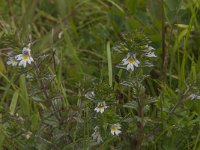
94,101,108,113
91,126,103,143
7,57,18,66
111,123,121,136
122,53,140,71
16,47,34,67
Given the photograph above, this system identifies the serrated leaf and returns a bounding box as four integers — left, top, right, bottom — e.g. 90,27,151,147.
123,101,138,110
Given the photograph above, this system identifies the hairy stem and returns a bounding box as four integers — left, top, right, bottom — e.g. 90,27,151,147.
33,61,61,121
136,93,145,150
161,0,168,82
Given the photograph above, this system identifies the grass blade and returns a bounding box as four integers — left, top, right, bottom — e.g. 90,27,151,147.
107,41,112,87
9,90,19,115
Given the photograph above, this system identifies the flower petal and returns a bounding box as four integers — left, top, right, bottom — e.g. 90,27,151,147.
134,62,139,67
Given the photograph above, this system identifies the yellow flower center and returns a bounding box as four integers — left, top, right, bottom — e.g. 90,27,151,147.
128,57,135,64
111,127,117,132
22,55,29,60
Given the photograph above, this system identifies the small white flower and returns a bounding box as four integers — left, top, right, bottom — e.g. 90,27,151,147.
7,57,18,66
145,45,155,50
122,53,140,71
143,45,156,58
94,101,108,113
24,131,32,139
144,51,157,58
148,46,155,51
92,126,103,143
16,47,34,67
22,47,31,54
85,91,95,100
111,123,121,136
188,94,200,100
188,94,197,100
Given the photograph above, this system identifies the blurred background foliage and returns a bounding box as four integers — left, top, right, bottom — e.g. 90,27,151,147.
0,0,200,149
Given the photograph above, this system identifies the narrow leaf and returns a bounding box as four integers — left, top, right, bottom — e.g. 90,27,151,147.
107,41,113,87
9,90,19,115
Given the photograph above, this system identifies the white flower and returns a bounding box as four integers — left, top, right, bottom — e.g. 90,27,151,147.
122,53,140,71
143,45,156,58
111,123,121,136
22,47,31,53
188,94,200,100
16,47,34,67
145,45,155,50
92,126,103,143
24,131,32,139
7,57,18,66
147,46,155,51
85,91,95,100
94,101,108,113
144,51,157,57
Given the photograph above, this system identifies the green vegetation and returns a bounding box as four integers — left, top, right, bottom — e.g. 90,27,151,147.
0,0,200,149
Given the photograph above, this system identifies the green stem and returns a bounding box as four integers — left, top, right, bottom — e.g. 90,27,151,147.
135,91,145,150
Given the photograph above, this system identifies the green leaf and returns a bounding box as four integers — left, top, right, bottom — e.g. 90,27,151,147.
0,57,6,77
106,41,113,87
19,74,31,116
9,90,19,115
123,101,138,110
